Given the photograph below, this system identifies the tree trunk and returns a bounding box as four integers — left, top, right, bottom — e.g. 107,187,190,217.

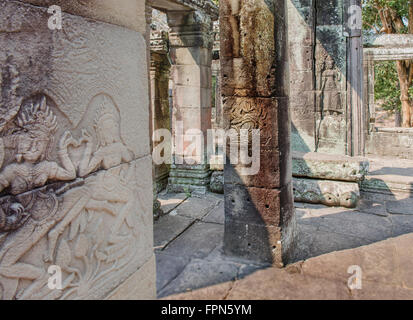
396,61,412,127
376,2,413,127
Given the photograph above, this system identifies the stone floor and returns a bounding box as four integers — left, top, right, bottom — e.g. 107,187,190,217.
154,188,413,299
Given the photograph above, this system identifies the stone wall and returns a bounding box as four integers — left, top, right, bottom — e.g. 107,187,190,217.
0,0,155,300
367,128,413,159
289,0,360,155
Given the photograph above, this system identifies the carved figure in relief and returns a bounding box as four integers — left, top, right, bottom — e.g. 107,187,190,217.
319,55,342,115
0,96,76,196
0,96,76,232
0,93,142,300
0,95,77,299
45,94,136,263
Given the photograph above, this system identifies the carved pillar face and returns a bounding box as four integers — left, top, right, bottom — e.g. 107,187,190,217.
220,0,296,266
167,10,213,194
0,1,154,300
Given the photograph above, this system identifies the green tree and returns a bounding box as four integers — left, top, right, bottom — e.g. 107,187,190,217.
363,0,413,127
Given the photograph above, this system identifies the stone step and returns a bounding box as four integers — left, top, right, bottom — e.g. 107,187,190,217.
361,156,413,197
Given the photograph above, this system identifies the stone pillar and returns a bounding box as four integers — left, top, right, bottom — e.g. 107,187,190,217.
150,31,172,193
220,0,296,266
167,10,213,194
314,0,348,155
0,0,155,300
146,2,163,220
288,0,317,153
345,0,364,156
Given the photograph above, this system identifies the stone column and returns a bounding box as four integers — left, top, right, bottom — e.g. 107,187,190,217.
288,0,317,153
167,10,213,194
314,0,348,155
0,0,155,300
146,2,163,220
150,31,172,193
346,0,364,156
220,0,296,266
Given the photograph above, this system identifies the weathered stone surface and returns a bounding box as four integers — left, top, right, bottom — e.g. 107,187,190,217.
167,9,213,193
158,192,188,214
357,199,388,217
202,198,225,224
227,267,349,300
106,255,156,300
175,194,221,219
220,0,277,97
287,0,365,155
154,214,194,249
292,152,369,182
162,221,223,259
168,165,212,194
225,184,293,226
220,0,295,266
0,156,154,300
386,199,413,215
210,171,224,194
162,281,234,300
158,259,239,298
21,0,147,34
0,1,154,299
163,233,413,300
150,45,171,194
156,252,190,293
367,129,413,160
293,178,360,208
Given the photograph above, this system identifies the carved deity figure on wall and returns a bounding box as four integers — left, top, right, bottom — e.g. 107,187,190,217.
43,95,141,298
319,55,342,116
316,50,346,153
0,94,144,300
0,96,76,231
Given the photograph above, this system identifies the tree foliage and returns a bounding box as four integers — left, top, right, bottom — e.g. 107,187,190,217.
363,0,413,126
363,0,410,34
374,61,402,111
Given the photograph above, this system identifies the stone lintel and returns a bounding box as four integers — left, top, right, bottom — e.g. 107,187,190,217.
293,177,360,208
292,151,369,182
152,0,218,21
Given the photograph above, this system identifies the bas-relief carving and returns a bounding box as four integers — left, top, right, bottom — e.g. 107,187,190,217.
315,47,346,153
0,94,149,300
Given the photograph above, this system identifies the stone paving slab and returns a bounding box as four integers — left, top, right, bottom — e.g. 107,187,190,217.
163,233,413,300
154,214,194,249
156,191,413,300
158,192,188,214
156,252,190,293
159,259,240,298
357,198,388,216
202,200,225,224
390,215,413,238
175,194,222,220
386,199,413,215
161,221,224,260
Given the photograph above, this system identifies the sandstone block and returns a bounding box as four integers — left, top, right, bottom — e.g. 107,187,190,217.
293,178,360,208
